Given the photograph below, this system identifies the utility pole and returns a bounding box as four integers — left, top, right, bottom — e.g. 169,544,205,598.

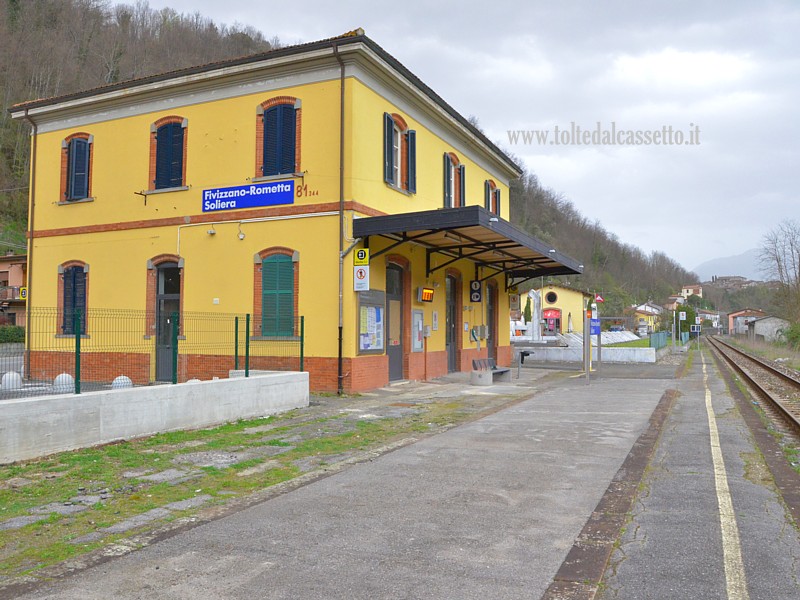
584,302,591,383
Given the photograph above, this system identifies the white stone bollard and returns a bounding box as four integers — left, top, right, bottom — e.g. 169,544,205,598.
1,371,22,391
53,373,75,393
111,375,133,389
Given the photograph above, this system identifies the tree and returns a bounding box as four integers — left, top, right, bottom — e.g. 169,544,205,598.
509,172,698,310
675,305,697,339
759,219,800,321
523,295,532,323
0,0,277,245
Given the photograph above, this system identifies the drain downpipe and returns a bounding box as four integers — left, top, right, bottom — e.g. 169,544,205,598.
334,42,346,395
22,109,37,380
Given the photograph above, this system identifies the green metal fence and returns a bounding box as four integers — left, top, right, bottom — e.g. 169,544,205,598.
649,331,668,349
0,308,304,400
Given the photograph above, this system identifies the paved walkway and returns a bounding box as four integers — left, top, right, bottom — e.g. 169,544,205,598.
12,365,673,599
599,351,800,599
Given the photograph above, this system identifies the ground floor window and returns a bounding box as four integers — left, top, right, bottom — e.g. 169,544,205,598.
60,263,87,335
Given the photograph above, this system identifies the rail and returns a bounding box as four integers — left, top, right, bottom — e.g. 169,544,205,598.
708,335,800,437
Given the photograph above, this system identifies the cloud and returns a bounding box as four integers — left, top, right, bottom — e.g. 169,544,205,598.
133,0,800,270
610,47,756,89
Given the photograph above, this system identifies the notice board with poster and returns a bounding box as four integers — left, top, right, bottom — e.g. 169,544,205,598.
412,310,424,352
358,290,385,354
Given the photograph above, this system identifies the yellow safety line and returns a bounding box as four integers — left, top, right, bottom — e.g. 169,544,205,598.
702,354,750,600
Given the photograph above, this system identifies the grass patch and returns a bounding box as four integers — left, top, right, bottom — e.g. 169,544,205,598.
607,337,650,348
0,388,529,582
726,337,800,371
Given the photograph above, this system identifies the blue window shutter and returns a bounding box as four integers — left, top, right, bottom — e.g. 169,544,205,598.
262,255,294,336
278,105,296,174
169,124,184,187
495,189,501,215
62,268,74,333
264,107,279,176
406,130,416,193
458,164,466,207
154,127,172,188
155,123,183,189
383,113,394,183
484,181,490,210
443,153,451,208
74,269,87,334
264,105,296,176
68,138,90,200
62,267,86,334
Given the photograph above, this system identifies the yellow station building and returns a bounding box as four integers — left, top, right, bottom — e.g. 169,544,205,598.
533,284,592,335
11,30,581,392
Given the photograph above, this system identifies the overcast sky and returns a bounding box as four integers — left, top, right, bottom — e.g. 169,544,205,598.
143,0,799,273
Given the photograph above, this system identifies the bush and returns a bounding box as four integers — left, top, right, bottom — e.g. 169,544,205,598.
782,322,800,349
0,325,24,343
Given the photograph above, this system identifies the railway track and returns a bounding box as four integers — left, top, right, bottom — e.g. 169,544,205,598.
708,335,800,439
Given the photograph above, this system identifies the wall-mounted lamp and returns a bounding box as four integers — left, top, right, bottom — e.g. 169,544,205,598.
237,224,245,240
549,249,556,254
207,228,216,235
489,217,499,222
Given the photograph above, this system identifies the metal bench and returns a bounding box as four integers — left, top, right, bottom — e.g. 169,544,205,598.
470,358,512,385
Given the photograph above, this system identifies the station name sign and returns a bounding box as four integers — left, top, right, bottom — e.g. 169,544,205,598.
202,180,294,212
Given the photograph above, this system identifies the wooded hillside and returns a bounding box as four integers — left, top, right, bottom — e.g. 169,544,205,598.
509,173,696,315
1,0,700,316
0,0,274,248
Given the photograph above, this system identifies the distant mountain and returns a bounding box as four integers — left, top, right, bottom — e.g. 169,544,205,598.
693,248,764,282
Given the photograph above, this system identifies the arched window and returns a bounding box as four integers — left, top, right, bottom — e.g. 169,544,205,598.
383,113,416,193
60,133,93,202
444,153,465,208
256,97,301,177
484,180,501,215
58,261,89,334
254,248,299,337
150,116,188,190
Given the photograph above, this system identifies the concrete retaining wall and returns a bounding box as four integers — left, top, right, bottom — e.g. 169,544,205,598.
0,371,309,464
517,346,657,364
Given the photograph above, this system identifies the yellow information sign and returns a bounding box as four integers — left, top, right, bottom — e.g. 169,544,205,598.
19,287,27,301
354,248,369,266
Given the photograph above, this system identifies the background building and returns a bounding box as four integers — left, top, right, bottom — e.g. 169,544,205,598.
0,253,26,327
531,284,591,336
728,309,767,336
748,316,789,343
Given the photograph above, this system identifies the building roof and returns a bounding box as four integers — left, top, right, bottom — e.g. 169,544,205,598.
9,29,521,178
0,254,27,265
729,308,766,317
353,205,582,285
534,284,593,297
750,316,789,324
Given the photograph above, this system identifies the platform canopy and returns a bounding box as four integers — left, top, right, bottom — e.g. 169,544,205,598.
352,206,582,289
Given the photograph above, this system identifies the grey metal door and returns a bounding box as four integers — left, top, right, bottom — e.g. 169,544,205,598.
155,263,180,381
386,264,404,381
446,275,457,372
487,283,497,362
